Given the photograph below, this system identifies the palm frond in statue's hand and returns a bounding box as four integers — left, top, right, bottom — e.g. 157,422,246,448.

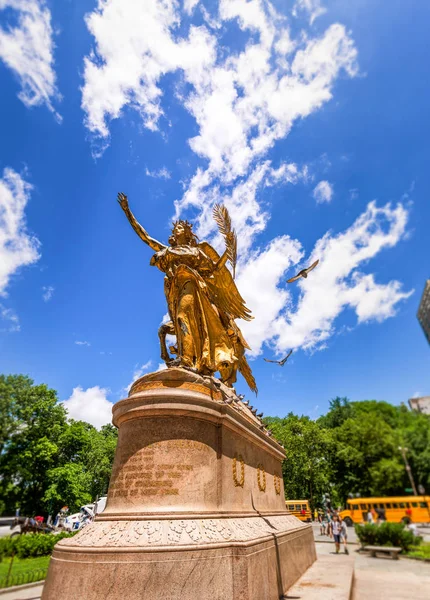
117,192,129,211
213,204,238,278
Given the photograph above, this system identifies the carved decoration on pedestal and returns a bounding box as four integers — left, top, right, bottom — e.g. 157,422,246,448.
232,455,245,487
58,515,304,548
257,464,266,492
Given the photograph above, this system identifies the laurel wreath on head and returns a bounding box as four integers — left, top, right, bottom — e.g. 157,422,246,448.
213,204,238,279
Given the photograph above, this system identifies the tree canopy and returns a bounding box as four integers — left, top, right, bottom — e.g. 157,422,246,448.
0,375,117,516
265,397,430,509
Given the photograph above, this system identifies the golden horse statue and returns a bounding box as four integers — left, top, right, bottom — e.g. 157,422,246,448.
118,193,257,394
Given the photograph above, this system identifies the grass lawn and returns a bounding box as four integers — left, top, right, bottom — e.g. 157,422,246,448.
407,542,430,561
0,556,50,588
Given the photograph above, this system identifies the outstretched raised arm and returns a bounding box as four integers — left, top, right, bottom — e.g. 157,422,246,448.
117,193,165,252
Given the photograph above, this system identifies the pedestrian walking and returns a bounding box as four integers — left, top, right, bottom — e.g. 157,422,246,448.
320,514,327,536
329,514,342,554
366,509,373,523
314,508,318,522
340,517,349,554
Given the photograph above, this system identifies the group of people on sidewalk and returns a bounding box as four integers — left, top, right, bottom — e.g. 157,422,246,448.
318,510,349,555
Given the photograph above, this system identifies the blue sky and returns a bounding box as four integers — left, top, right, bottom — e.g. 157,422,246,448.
0,0,429,427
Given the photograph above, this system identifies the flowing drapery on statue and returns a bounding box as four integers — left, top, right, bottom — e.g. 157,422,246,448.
117,193,257,393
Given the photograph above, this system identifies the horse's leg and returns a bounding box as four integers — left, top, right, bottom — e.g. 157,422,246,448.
158,322,176,363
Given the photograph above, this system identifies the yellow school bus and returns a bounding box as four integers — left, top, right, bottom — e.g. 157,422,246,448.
340,496,430,526
285,500,312,522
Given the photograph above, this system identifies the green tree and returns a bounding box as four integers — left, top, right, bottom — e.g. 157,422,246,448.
0,375,67,515
86,424,117,500
317,397,353,429
43,464,92,512
326,399,430,500
264,414,332,511
0,375,118,516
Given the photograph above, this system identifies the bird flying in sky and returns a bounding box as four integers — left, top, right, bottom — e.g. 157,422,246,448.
286,259,319,283
263,350,293,366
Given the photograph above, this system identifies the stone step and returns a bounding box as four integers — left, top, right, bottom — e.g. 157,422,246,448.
285,551,355,600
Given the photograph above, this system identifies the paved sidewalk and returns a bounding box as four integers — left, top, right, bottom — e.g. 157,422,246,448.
352,549,430,600
286,543,354,599
0,583,43,600
314,543,430,600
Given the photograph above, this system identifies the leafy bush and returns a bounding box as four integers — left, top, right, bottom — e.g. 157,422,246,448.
0,532,76,559
355,522,421,552
407,542,430,561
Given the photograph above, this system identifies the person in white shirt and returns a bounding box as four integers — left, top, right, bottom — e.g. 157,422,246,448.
330,514,342,554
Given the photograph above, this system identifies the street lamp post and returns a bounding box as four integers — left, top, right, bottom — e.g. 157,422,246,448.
398,446,418,496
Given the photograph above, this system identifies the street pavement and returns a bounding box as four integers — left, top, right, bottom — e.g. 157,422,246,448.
352,546,430,599
0,583,43,600
314,529,430,600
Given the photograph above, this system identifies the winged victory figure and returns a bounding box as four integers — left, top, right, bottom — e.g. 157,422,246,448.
117,193,257,394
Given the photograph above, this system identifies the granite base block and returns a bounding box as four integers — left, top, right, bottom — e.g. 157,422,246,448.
43,517,315,600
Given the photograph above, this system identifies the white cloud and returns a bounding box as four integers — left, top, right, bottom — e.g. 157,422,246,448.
62,386,113,429
293,0,326,25
81,0,358,271
0,0,60,117
42,285,54,301
0,304,20,332
82,0,216,151
145,166,171,179
75,340,91,347
176,160,309,255
80,3,411,361
238,235,303,351
184,0,200,15
313,180,333,204
0,167,40,296
82,2,357,170
349,188,358,201
122,359,153,395
266,201,413,353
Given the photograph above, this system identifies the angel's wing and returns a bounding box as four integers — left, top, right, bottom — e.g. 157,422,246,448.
239,355,258,395
200,242,253,321
286,273,301,283
305,259,319,274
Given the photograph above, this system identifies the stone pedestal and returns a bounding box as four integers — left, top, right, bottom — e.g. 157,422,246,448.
43,369,316,600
